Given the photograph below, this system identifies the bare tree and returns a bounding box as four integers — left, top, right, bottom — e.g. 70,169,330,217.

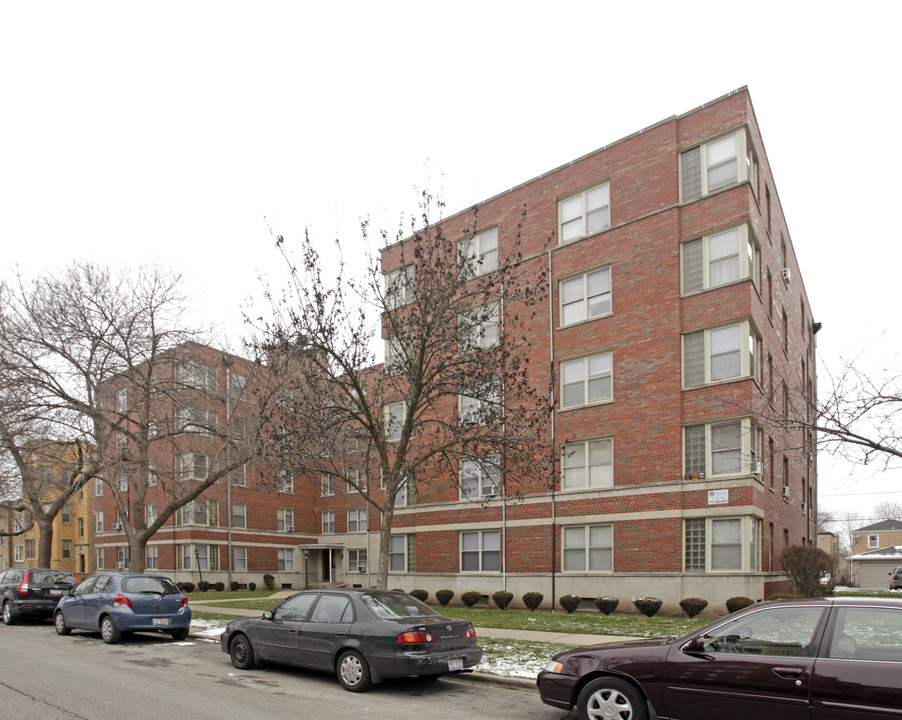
0,263,267,571
872,500,902,522
253,193,551,589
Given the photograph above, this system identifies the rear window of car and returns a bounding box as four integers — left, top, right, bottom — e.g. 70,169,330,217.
363,593,441,619
121,576,180,595
30,571,76,585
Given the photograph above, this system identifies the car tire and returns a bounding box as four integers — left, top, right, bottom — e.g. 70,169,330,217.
170,627,190,641
229,634,256,670
577,676,647,720
2,601,16,625
54,611,71,635
100,615,121,644
336,650,372,692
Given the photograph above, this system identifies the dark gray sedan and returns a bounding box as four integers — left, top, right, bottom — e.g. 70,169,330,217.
220,588,482,691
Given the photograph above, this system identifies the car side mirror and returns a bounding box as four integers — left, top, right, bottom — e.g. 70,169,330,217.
263,610,274,621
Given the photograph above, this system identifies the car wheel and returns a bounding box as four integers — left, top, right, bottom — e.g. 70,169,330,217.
577,676,647,720
229,634,256,670
54,611,71,636
170,627,190,641
100,615,121,644
2,601,16,625
336,650,372,692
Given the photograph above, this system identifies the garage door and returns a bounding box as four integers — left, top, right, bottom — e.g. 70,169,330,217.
857,561,897,588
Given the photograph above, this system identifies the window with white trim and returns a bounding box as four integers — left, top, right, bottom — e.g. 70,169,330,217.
459,378,499,426
684,419,760,478
348,509,368,533
384,401,406,442
177,499,218,527
348,549,367,572
684,517,759,572
322,511,335,534
233,546,247,571
176,453,210,482
96,511,104,533
680,130,757,202
95,477,104,496
145,545,159,570
385,335,406,374
460,530,500,572
562,438,613,490
559,182,610,244
563,524,613,571
681,224,760,294
144,503,157,526
116,389,128,413
389,534,414,573
683,321,759,388
176,406,218,434
277,548,293,571
868,534,879,549
459,302,500,352
459,227,498,278
178,360,218,392
147,460,157,486
561,352,613,408
232,503,247,529
384,265,414,309
460,456,500,499
560,267,611,326
276,508,294,532
14,545,24,562
62,539,72,560
276,469,294,493
321,475,335,497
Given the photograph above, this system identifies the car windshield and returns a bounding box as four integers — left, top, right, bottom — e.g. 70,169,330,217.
362,593,441,619
30,570,75,585
121,576,180,595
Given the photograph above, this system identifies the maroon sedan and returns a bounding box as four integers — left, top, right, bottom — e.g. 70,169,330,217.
537,596,902,720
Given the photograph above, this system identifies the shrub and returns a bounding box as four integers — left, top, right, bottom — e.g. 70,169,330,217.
177,582,195,594
779,545,834,597
559,594,581,613
633,597,663,617
409,589,429,602
214,582,225,592
263,574,275,591
726,596,754,613
679,597,708,618
492,591,514,610
248,582,256,591
198,580,210,593
435,589,454,607
522,592,544,611
230,581,240,591
461,591,482,608
593,596,619,615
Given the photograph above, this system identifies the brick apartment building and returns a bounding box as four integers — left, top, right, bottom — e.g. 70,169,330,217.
93,88,816,610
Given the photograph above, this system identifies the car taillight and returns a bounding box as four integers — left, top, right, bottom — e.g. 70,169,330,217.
180,596,188,609
464,627,476,639
113,594,133,609
397,631,436,644
17,571,29,595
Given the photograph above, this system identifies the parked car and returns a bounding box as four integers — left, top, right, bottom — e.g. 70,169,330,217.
54,572,191,643
220,588,482,691
0,567,78,624
890,566,902,590
537,596,902,720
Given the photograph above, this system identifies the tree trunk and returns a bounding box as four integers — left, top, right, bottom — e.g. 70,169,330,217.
376,505,395,590
36,515,54,568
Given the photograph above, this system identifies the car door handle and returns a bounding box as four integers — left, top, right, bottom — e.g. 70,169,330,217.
773,667,804,679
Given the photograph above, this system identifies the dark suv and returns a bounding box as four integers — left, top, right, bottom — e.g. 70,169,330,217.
891,566,902,590
1,567,78,624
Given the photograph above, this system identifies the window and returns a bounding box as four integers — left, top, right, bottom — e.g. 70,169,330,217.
116,431,128,453
277,469,294,493
321,475,335,497
95,477,104,496
116,472,128,492
459,379,499,426
144,503,157,526
96,548,105,569
24,539,35,559
559,182,610,243
561,352,613,408
459,302,500,352
322,511,335,534
563,525,613,571
148,460,158,486
461,530,500,572
14,545,24,562
385,335,406,374
116,389,128,413
233,546,247,571
684,516,759,572
178,360,217,391
684,419,760,477
389,534,414,573
562,438,613,490
459,227,498,278
277,508,294,532
681,225,759,294
77,517,84,538
384,401,406,442
680,130,756,202
868,534,879,549
145,545,159,570
176,406,217,434
348,469,367,493
232,503,247,529
96,511,104,533
61,504,71,524
348,549,367,573
560,267,611,326
176,453,210,481
385,265,414,309
277,548,293,571
828,607,902,661
177,499,218,527
61,540,73,560
460,456,500,499
348,509,368,533
230,372,246,400
683,321,759,387
703,605,825,656
117,546,130,568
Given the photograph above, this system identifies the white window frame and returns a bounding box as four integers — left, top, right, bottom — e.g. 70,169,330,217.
347,509,368,533
459,227,499,278
384,264,414,309
683,516,756,572
868,534,879,549
322,511,336,534
460,456,501,499
96,511,104,533
562,438,613,490
321,474,335,497
561,352,613,408
176,406,217,434
560,266,612,326
233,546,247,571
348,549,367,573
276,508,294,532
680,129,757,203
683,321,759,388
178,360,217,392
14,545,24,563
276,469,294,493
681,224,760,295
460,530,500,573
558,181,611,244
384,401,406,442
116,389,128,413
232,503,247,529
145,544,159,570
385,335,406,374
176,452,210,482
562,524,613,572
389,534,412,573
144,503,157,526
683,418,760,478
458,379,499,426
277,548,294,571
459,302,500,352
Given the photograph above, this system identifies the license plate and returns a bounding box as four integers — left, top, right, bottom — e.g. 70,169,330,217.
49,589,63,596
447,657,464,671
152,618,169,626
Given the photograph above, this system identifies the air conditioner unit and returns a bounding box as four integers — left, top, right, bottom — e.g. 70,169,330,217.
116,562,126,569
782,268,792,283
750,461,763,475
357,567,366,573
802,502,808,513
285,525,294,533
112,523,123,530
783,486,791,499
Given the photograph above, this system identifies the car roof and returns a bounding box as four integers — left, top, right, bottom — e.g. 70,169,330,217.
750,595,902,610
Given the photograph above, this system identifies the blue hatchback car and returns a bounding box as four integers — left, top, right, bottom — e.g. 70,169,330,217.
54,572,191,644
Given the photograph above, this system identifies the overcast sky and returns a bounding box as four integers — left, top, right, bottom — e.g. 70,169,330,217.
2,1,899,524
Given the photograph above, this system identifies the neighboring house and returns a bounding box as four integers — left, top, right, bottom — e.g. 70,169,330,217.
849,545,902,589
817,530,839,560
850,519,902,557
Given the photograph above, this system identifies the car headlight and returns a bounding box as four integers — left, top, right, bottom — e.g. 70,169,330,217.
543,660,564,673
